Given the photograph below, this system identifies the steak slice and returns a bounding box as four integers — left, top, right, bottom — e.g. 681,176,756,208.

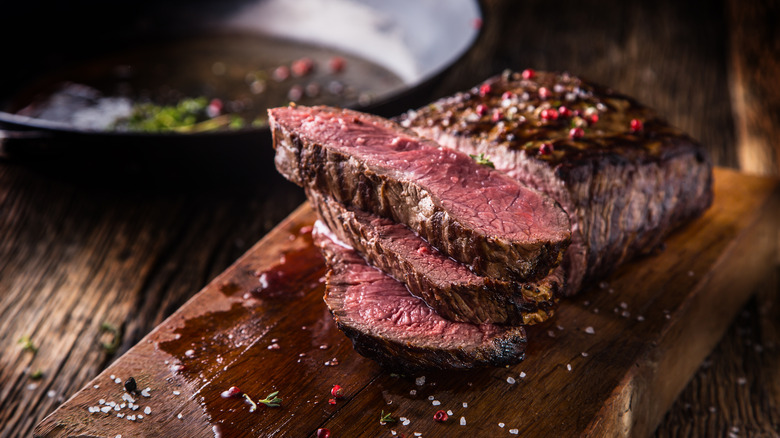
313,221,527,372
397,70,713,295
269,105,571,283
308,189,560,325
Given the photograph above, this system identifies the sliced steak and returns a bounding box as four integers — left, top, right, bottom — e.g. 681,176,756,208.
269,105,570,283
313,221,527,372
308,189,560,325
397,70,713,295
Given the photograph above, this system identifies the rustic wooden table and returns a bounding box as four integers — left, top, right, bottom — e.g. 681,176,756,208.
1,0,778,436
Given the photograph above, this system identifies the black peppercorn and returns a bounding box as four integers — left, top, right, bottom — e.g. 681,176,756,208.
124,376,137,393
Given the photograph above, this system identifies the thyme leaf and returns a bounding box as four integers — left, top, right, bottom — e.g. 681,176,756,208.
258,391,282,407
379,410,396,425
243,393,258,412
18,335,38,354
469,153,495,168
100,322,122,354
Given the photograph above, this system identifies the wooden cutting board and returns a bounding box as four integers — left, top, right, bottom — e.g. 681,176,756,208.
34,167,779,438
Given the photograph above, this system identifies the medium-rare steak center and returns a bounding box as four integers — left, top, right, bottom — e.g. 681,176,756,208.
269,105,571,283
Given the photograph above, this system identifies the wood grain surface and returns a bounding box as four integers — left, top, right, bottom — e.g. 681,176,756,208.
2,0,779,436
31,168,780,437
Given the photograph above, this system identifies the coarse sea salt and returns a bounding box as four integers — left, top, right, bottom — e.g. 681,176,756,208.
460,416,466,426
177,413,183,419
584,326,595,335
432,400,441,406
415,376,426,386
173,390,181,396
510,428,519,434
144,406,151,415
498,422,505,427
507,377,516,384
519,372,526,378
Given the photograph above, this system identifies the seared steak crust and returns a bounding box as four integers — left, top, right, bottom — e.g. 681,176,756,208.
308,189,560,325
269,105,570,283
314,222,527,372
397,70,713,295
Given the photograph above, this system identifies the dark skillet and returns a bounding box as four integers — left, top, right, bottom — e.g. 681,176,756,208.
0,0,481,180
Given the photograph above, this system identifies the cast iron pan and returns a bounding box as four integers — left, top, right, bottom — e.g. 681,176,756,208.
0,0,481,180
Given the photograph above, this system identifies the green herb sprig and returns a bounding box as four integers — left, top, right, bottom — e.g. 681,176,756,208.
469,153,495,168
18,335,38,354
379,410,396,425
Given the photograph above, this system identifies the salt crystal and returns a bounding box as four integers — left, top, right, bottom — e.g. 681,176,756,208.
141,387,151,397
428,395,435,401
547,330,555,338
709,406,717,413
93,385,100,389
391,431,397,436
108,401,116,407
416,376,426,386
267,343,280,350
737,377,747,385
117,413,124,418
99,399,106,405
116,435,122,438
27,383,38,391
114,378,122,384
557,325,564,331
637,315,645,322
177,413,183,419
132,405,139,411
173,391,181,396
144,406,151,415
110,375,116,380
432,400,441,406
399,417,408,422
665,314,671,320
47,390,56,398
122,393,135,403
271,338,279,343
462,402,468,408
622,311,631,318
567,364,572,372
519,372,526,378
620,302,628,309
402,419,411,426
581,352,589,357
447,410,453,416
414,433,422,437
184,349,195,358
507,377,516,384
101,406,112,413
460,416,466,426
120,403,126,409
114,405,121,411
498,422,505,427
137,414,143,419
127,415,136,421
409,390,417,396
584,326,595,335
510,428,519,434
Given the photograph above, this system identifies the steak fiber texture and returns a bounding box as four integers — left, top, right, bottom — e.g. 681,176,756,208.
269,105,571,283
308,189,560,325
313,222,527,372
397,70,713,295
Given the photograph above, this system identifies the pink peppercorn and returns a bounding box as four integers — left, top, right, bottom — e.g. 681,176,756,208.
491,109,503,122
538,87,551,99
433,410,449,422
329,56,345,73
501,91,514,100
589,114,599,124
317,428,331,438
476,104,489,116
540,108,559,121
558,106,572,118
331,385,343,398
479,83,492,96
539,143,554,155
569,127,584,138
522,69,535,80
630,118,643,132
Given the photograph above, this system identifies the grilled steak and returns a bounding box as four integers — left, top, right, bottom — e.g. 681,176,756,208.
269,105,571,283
398,70,713,295
308,189,560,325
313,221,527,372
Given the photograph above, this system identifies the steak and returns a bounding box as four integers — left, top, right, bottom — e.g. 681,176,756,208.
269,105,571,283
313,221,527,372
308,189,560,325
397,70,713,295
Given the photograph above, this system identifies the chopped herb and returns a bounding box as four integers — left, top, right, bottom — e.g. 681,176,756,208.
379,410,396,425
243,393,258,412
100,322,122,354
18,335,38,354
469,153,495,168
30,369,44,380
258,391,282,407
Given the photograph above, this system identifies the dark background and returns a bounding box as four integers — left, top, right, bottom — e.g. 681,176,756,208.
0,0,778,436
